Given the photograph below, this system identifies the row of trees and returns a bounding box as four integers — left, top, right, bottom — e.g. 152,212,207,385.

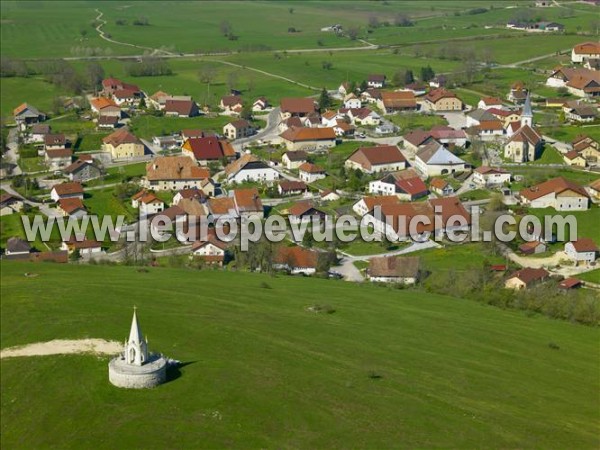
125,57,173,77
367,13,414,29
391,65,436,86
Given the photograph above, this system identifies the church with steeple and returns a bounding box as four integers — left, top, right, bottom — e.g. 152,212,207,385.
504,93,544,163
124,307,148,366
108,308,168,389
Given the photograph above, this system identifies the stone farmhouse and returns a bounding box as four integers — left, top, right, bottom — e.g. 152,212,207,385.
102,128,145,160
345,145,407,174
144,156,210,191
519,177,589,211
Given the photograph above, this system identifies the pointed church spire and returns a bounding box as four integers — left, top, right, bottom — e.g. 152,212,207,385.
128,306,144,344
125,307,148,366
521,92,533,127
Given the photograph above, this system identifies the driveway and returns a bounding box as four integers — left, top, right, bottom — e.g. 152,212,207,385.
442,112,468,130
0,183,61,218
4,127,23,176
234,107,281,151
332,256,364,282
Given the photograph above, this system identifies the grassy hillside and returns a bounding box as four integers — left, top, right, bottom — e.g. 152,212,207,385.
1,262,599,449
0,1,517,58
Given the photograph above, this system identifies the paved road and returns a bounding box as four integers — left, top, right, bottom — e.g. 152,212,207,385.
332,256,364,282
332,239,443,282
234,107,281,151
0,183,60,218
496,241,598,278
339,239,443,262
4,128,23,176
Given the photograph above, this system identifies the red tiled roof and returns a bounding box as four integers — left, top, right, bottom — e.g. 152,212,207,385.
288,200,325,217
182,136,235,160
381,91,416,108
280,126,336,142
520,177,588,201
58,198,86,214
395,176,428,197
475,166,508,175
274,245,319,269
46,148,73,158
480,96,502,105
233,188,263,213
425,88,459,103
164,99,197,116
573,42,600,56
280,97,317,114
221,95,242,107
90,97,118,110
279,180,308,192
52,182,83,196
368,255,420,278
298,162,325,173
569,238,599,252
347,145,406,170
508,267,549,285
559,277,582,289
430,178,449,190
146,156,209,181
102,128,140,146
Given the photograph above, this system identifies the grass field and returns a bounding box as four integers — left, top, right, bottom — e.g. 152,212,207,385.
388,113,447,132
84,187,134,220
129,115,232,140
542,125,600,144
531,146,564,165
224,50,461,90
527,206,600,243
578,269,600,284
0,77,65,118
0,213,61,250
1,262,599,449
1,1,509,58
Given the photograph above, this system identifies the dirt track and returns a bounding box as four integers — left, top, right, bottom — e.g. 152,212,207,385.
0,339,121,359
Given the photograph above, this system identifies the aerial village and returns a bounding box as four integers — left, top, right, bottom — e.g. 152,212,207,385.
2,40,599,295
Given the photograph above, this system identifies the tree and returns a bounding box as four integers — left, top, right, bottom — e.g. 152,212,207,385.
86,61,104,92
359,80,368,92
198,66,217,85
133,16,150,26
481,47,494,66
227,71,239,91
240,103,253,121
220,20,232,36
51,96,63,116
289,7,294,14
347,27,359,40
368,15,380,29
404,69,414,85
321,60,333,70
318,87,331,110
420,65,435,82
247,75,255,92
394,13,413,27
392,70,404,86
488,193,505,212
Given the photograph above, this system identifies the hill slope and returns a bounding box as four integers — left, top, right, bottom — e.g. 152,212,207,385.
1,262,599,449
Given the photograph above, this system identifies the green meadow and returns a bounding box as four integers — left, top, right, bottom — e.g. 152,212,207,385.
1,1,519,58
1,262,599,449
